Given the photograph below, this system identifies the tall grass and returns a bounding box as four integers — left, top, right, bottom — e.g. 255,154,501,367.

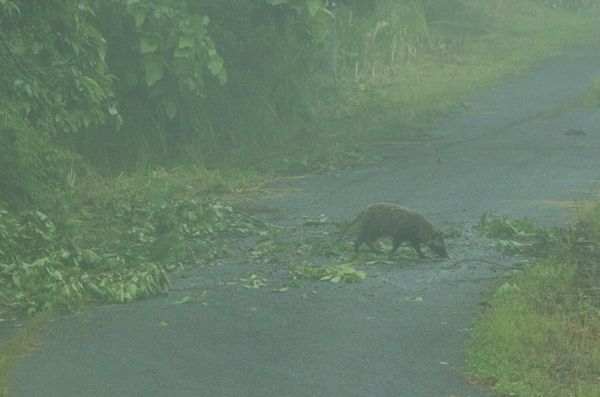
318,0,600,144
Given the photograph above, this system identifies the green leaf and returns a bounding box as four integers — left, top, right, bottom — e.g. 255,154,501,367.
174,46,193,59
12,274,21,288
176,291,207,304
306,0,322,16
161,95,177,119
301,214,330,226
208,58,224,77
87,282,105,297
399,296,424,302
143,58,163,87
127,283,138,297
178,296,193,304
47,268,64,281
80,249,100,267
207,50,227,85
132,7,146,27
140,39,158,54
177,37,194,49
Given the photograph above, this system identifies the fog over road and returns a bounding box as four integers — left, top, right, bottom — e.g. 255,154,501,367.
10,48,600,397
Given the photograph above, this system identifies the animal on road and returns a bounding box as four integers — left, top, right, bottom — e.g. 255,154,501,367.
342,202,449,259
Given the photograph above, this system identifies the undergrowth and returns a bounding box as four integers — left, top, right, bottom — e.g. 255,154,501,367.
475,213,554,254
3,1,600,394
467,204,600,396
0,167,268,317
291,262,366,283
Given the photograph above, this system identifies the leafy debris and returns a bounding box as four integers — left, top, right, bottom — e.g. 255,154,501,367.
291,262,366,283
474,213,552,253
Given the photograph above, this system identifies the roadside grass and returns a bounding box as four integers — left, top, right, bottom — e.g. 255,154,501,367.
0,315,48,397
581,77,600,107
320,1,600,146
290,262,366,283
466,203,600,396
2,2,600,395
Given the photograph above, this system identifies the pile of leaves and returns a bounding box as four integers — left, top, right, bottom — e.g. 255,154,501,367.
0,197,246,316
291,262,366,283
474,213,553,253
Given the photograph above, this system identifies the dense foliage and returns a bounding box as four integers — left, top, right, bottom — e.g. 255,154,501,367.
2,4,600,397
3,0,596,204
77,0,337,170
1,0,599,317
0,0,336,203
0,0,118,205
0,191,250,315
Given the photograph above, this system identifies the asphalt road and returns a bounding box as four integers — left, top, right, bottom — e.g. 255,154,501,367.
8,48,600,397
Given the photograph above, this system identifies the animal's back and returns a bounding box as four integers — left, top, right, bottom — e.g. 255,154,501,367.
357,202,431,238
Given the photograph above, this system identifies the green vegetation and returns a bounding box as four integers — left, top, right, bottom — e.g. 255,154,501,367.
291,262,366,283
0,315,48,397
2,1,600,393
324,0,600,143
582,76,600,107
0,0,597,302
475,213,553,253
467,205,600,396
0,175,252,316
467,54,600,397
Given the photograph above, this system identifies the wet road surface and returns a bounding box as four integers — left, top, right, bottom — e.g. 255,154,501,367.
8,48,600,397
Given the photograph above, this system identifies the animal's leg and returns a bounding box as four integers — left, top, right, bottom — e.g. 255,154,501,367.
412,242,425,258
367,241,381,253
389,239,400,255
353,238,363,253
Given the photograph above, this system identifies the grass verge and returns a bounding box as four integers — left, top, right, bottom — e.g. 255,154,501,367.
466,204,600,396
3,1,600,395
317,1,600,147
0,315,49,397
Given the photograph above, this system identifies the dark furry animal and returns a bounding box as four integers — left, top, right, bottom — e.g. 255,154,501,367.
342,203,449,258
